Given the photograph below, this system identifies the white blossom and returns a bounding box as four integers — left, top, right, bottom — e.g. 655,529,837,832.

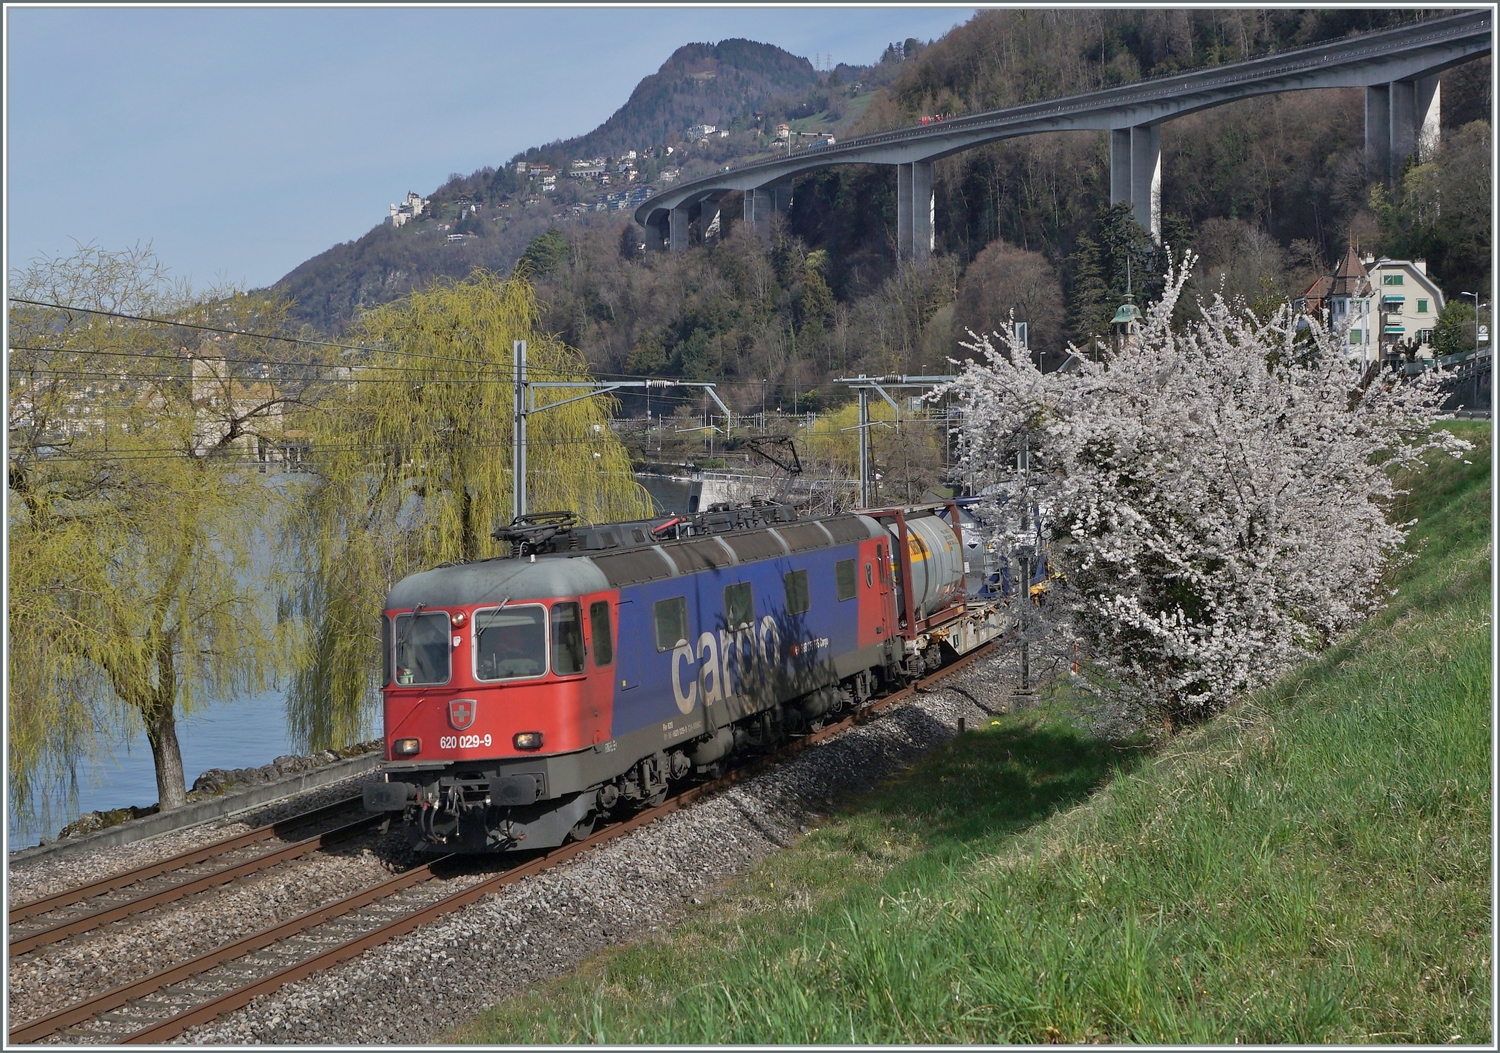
945,253,1468,724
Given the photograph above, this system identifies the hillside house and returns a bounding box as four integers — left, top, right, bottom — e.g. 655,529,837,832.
1367,256,1444,361
1300,246,1376,361
389,191,430,228
1298,249,1445,365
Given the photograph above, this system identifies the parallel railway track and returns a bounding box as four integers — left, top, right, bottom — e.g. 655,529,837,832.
8,641,996,1045
8,798,376,957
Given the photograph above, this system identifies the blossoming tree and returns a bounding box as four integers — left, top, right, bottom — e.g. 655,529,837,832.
945,254,1467,726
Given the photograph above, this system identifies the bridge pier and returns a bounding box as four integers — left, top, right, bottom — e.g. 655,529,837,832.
896,161,935,261
701,193,724,242
743,184,792,239
744,187,773,238
644,212,669,251
669,205,691,251
1367,74,1441,183
1109,125,1161,243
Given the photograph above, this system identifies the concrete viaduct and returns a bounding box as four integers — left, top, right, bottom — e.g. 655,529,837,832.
636,10,1490,259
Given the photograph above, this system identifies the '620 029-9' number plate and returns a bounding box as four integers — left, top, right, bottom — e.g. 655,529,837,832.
439,734,491,749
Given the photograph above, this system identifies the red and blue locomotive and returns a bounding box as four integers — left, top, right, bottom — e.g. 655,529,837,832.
363,502,1007,853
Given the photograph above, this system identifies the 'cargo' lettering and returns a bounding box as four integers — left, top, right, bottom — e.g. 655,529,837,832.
671,641,697,713
697,631,723,704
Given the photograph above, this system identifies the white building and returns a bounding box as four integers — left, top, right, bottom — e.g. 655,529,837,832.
1366,256,1445,361
1299,248,1445,366
389,191,430,228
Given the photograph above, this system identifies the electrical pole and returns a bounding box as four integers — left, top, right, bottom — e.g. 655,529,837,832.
512,339,528,522
1462,292,1480,355
509,347,728,525
857,387,870,508
1014,430,1033,696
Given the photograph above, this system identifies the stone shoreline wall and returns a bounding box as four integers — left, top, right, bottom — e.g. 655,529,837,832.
53,740,383,842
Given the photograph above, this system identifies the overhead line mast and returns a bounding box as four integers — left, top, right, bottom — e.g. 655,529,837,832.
510,340,731,522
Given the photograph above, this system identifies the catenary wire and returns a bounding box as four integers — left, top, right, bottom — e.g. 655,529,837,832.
8,300,709,382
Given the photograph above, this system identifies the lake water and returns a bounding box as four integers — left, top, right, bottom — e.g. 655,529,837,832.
6,685,299,849
6,473,698,849
636,472,694,514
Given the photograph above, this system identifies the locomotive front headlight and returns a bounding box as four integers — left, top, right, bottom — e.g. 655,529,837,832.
393,738,421,756
513,731,543,751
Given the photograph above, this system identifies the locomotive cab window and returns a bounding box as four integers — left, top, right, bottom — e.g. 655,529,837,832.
835,559,857,601
725,582,753,628
551,602,585,675
474,605,547,681
393,610,451,686
589,601,613,667
381,615,392,685
783,569,810,614
654,596,688,652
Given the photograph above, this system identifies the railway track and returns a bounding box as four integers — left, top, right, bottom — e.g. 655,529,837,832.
7,796,374,957
8,642,997,1045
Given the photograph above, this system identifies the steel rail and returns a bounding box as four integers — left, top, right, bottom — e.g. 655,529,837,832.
8,795,364,925
7,812,384,956
6,855,456,1045
11,640,998,1045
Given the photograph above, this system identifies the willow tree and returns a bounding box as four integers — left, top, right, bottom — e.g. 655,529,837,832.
8,244,299,815
287,269,652,750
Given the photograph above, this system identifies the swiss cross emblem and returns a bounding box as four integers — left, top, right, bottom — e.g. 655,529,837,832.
448,698,476,731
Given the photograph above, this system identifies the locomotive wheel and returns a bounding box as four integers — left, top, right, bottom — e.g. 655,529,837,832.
568,814,596,842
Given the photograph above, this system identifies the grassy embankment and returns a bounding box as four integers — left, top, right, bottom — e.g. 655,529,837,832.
454,424,1492,1044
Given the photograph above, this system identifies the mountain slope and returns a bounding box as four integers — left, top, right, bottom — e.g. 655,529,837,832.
524,39,820,165
274,39,834,333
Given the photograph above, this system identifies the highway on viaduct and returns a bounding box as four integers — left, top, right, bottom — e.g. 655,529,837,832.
635,9,1490,259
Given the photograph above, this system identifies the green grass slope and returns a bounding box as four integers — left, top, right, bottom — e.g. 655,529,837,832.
454,423,1492,1045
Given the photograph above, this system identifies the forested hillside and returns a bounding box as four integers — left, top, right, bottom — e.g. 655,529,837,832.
273,8,1491,420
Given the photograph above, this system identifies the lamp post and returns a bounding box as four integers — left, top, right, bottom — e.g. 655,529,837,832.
1462,292,1480,354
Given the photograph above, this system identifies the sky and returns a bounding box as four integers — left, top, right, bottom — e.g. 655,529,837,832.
6,5,977,291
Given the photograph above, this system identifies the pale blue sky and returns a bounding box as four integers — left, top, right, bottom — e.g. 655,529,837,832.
6,5,977,291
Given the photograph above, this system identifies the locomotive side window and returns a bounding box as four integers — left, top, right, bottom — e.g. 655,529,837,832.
381,615,392,685
589,601,613,666
551,602,585,675
835,559,857,601
725,582,753,628
393,610,451,686
783,569,810,614
654,597,688,652
473,605,547,681
876,542,888,583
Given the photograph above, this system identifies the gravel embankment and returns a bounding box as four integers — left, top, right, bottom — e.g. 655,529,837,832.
178,650,1036,1045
